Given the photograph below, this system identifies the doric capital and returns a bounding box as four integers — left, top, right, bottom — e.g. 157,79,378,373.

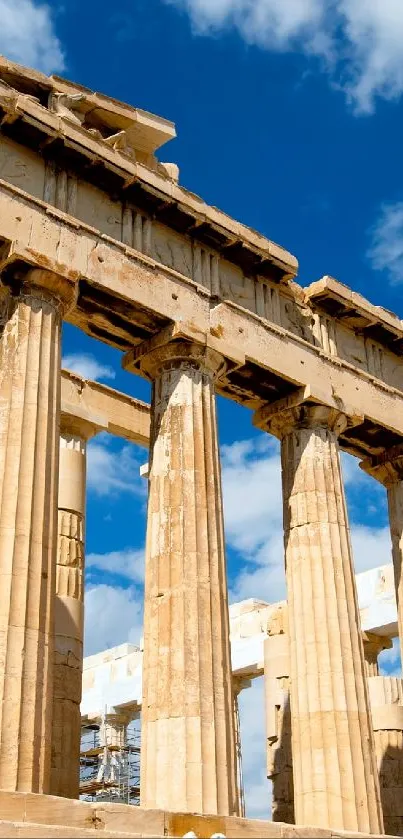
60,404,108,442
255,401,348,440
124,335,227,382
362,631,393,663
20,268,77,315
360,444,403,487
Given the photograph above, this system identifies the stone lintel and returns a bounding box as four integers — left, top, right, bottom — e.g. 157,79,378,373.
0,58,299,281
0,246,79,313
360,443,403,486
123,321,244,381
305,275,403,344
253,384,363,438
61,369,151,447
61,402,108,441
0,788,392,838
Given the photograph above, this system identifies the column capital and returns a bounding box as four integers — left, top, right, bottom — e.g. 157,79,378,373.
253,386,363,440
7,268,78,316
60,404,108,442
124,335,227,382
255,401,348,440
362,631,393,660
232,676,252,696
360,444,403,487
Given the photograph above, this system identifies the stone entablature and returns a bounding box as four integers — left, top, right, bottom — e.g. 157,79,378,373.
2,58,403,460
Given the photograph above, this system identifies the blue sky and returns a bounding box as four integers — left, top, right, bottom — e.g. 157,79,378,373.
2,0,403,818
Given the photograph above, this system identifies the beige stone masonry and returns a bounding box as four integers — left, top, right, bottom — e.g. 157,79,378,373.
255,401,383,834
60,369,150,447
123,339,238,815
51,410,107,799
264,633,294,825
368,677,403,837
0,790,395,838
0,269,76,793
363,633,393,677
361,447,403,665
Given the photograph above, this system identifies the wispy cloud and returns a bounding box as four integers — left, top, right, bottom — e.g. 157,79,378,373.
367,201,403,285
167,0,403,114
238,679,271,819
87,436,146,497
62,353,116,382
0,0,65,74
379,636,402,677
222,436,392,604
87,548,145,584
84,584,143,656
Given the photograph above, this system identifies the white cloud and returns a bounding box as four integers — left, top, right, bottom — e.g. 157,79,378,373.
367,202,403,285
84,584,143,656
238,678,271,820
0,0,65,74
62,353,116,382
87,436,146,498
351,524,391,573
222,436,392,605
379,636,402,676
167,0,403,113
87,548,145,584
221,435,286,603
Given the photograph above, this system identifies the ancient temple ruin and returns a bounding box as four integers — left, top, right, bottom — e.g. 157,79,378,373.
0,55,402,837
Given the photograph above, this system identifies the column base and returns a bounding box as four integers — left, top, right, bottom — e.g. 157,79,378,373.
0,790,395,838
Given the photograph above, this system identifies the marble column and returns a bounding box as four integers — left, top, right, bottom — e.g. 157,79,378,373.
264,625,294,824
232,677,250,819
368,676,403,837
0,269,76,793
361,447,403,665
363,631,393,677
255,403,383,833
50,412,105,799
127,341,238,815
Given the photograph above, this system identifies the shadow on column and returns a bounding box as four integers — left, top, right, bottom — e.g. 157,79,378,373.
379,744,403,836
270,691,295,824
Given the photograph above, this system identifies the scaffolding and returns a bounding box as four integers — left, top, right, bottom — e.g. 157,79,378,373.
80,721,141,806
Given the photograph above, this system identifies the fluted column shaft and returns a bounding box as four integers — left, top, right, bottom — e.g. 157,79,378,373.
264,619,294,824
0,270,75,793
361,449,403,666
388,482,403,661
368,676,403,837
51,415,101,799
258,404,383,833
137,342,238,815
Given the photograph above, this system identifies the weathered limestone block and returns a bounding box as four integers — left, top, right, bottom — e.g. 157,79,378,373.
0,269,76,793
256,403,383,834
51,413,105,799
361,449,403,665
363,633,393,677
264,612,294,825
368,676,403,837
124,340,238,815
264,635,295,824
